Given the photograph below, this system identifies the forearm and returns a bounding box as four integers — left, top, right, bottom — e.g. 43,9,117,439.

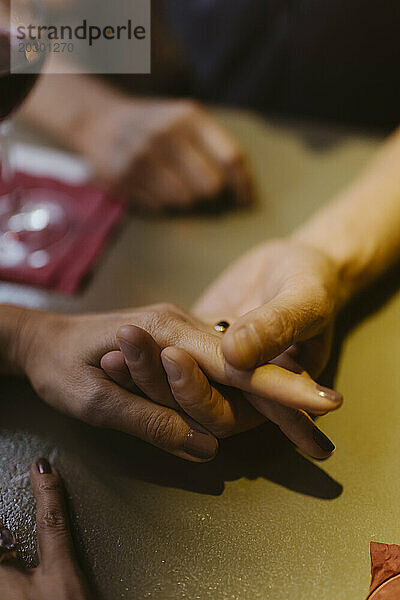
20,58,125,155
292,127,400,303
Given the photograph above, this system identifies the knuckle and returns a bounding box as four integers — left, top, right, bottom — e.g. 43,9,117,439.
142,411,176,448
38,479,62,494
37,508,67,532
177,99,202,118
76,387,106,426
138,303,185,341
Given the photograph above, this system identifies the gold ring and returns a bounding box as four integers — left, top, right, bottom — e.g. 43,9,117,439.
214,320,230,334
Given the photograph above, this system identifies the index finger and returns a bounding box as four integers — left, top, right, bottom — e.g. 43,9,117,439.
30,459,76,569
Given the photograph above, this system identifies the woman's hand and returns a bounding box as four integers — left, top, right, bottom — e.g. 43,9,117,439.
18,303,341,462
82,98,252,211
0,458,92,599
194,238,345,376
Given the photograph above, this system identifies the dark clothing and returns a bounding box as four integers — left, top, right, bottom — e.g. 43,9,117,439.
162,1,400,130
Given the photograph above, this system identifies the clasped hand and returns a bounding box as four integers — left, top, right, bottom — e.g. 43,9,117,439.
21,239,343,462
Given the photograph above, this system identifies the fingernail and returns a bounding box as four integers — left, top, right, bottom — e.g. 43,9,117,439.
316,384,343,405
312,426,335,454
0,527,16,550
36,458,51,474
232,325,260,363
162,355,182,383
119,339,141,362
184,430,218,460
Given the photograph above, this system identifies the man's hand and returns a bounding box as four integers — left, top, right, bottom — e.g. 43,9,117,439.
82,98,253,211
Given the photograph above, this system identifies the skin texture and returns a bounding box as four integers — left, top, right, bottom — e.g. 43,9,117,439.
83,99,253,211
22,69,253,212
194,238,340,374
102,239,344,460
10,303,341,463
0,460,92,600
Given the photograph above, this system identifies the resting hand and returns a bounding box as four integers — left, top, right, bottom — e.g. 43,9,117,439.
194,238,344,376
83,98,252,211
0,459,92,599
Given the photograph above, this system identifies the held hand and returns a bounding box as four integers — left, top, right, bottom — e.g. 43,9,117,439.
102,327,336,460
21,304,341,462
83,98,252,211
0,459,92,599
194,238,344,376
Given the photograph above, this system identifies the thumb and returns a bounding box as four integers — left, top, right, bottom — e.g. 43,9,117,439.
222,290,329,369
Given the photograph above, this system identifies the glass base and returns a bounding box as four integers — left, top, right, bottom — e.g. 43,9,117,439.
0,188,73,269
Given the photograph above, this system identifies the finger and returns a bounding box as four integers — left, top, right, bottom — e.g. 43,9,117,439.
126,308,342,415
101,351,139,393
193,116,253,206
30,459,76,569
222,289,332,370
117,326,178,409
89,377,218,462
161,347,264,437
160,134,225,202
125,155,192,209
248,395,335,459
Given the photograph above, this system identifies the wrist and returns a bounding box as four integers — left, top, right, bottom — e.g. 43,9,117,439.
0,306,40,377
72,93,131,160
291,222,373,307
286,233,356,309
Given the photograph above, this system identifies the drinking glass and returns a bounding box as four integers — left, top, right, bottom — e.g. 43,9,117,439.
0,0,74,270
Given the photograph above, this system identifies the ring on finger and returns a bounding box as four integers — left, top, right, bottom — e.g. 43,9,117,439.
214,320,230,334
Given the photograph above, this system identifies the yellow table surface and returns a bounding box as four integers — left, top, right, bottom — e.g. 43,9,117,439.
1,110,398,600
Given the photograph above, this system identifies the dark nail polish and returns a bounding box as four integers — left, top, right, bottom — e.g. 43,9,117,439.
316,384,343,405
0,527,16,550
312,426,335,454
119,339,141,362
36,458,51,474
162,356,182,382
184,430,218,460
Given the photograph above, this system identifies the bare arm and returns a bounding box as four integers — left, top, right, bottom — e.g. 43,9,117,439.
293,126,400,302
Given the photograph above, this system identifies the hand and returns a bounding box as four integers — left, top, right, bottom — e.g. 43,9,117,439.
82,98,253,211
194,237,344,376
20,304,341,462
0,458,92,599
102,325,337,459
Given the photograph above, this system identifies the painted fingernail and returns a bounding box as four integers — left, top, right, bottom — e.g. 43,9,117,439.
162,355,182,383
184,430,218,460
119,339,141,362
312,426,335,454
36,458,51,474
0,527,16,550
316,384,343,405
